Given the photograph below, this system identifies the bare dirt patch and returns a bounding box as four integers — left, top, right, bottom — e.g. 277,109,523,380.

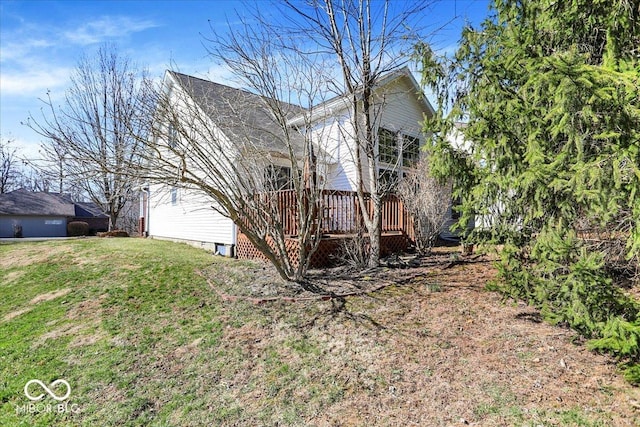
33,320,104,348
1,270,25,283
66,294,107,320
2,288,72,322
64,294,109,347
173,337,204,358
2,307,31,322
68,329,107,348
36,323,86,345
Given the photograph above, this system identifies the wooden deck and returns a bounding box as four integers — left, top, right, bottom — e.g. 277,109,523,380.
256,189,414,238
236,189,415,267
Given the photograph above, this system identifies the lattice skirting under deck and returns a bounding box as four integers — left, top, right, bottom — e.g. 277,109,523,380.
236,232,410,268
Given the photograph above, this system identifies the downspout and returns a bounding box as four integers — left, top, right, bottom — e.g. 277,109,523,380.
231,222,237,258
139,186,150,237
145,186,150,237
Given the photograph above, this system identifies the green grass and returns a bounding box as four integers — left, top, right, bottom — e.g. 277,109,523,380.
0,238,635,426
0,239,221,426
0,239,343,426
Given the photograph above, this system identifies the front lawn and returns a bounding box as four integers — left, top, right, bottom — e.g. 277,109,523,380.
1,238,638,426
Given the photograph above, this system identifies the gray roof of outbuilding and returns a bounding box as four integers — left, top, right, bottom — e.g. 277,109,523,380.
0,189,108,217
74,201,109,218
168,71,308,156
0,189,75,216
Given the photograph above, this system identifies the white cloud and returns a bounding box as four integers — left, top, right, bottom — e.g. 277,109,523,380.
203,64,237,85
0,15,159,97
0,38,57,62
63,16,158,46
0,8,163,162
9,135,43,163
0,67,72,96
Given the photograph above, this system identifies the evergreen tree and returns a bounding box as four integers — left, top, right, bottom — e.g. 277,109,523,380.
422,0,640,381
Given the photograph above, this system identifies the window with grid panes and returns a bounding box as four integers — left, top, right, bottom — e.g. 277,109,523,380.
168,124,178,148
171,187,178,205
378,128,398,164
402,134,419,167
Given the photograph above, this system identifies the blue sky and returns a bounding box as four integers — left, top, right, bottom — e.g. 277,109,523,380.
0,0,490,162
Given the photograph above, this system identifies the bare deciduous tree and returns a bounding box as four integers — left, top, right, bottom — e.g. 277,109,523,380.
141,32,334,281
398,156,451,255
274,0,434,267
142,0,438,279
37,137,69,194
14,166,51,193
0,138,18,194
25,44,153,230
0,137,24,194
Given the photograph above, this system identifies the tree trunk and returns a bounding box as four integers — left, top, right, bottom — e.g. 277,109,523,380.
368,194,382,267
109,212,117,231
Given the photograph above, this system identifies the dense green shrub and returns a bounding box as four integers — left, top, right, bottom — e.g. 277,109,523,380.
67,221,89,237
423,0,640,382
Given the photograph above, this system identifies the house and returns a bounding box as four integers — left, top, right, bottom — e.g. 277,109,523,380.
142,67,440,262
0,189,109,238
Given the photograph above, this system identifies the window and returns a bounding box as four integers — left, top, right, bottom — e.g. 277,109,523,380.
378,128,398,164
265,166,292,190
402,134,420,167
168,124,178,148
171,187,178,205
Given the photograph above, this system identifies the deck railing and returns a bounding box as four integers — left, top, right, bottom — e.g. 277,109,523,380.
267,189,414,241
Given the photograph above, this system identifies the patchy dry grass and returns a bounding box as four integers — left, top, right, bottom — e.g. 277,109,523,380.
0,243,74,269
0,239,638,426
30,288,72,305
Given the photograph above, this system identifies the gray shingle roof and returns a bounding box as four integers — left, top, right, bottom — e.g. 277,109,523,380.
168,71,308,156
74,201,109,218
0,189,106,217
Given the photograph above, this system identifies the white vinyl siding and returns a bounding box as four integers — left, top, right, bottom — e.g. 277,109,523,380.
311,116,359,192
146,70,437,247
317,76,431,193
148,184,235,245
146,71,239,247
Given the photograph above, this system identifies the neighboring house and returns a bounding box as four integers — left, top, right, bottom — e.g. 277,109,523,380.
143,67,447,260
0,189,109,238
